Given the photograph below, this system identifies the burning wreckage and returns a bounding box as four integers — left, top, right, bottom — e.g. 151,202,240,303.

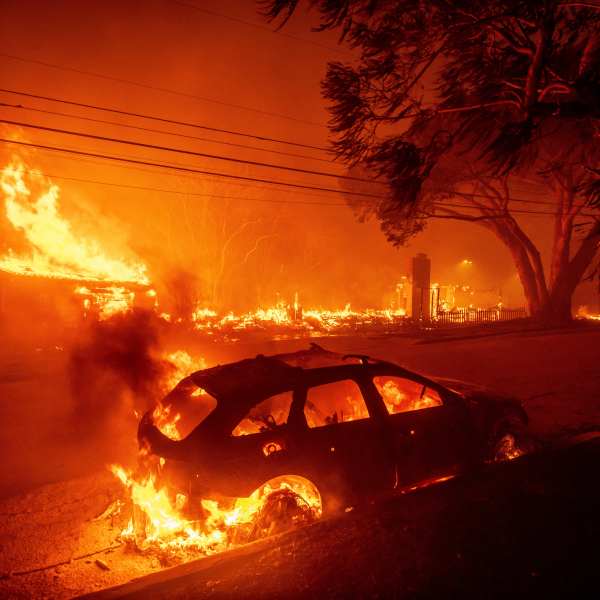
114,345,531,559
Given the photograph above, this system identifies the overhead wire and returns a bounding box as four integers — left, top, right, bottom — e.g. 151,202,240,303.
14,143,360,202
0,118,382,185
0,119,585,214
168,0,352,56
0,101,335,164
2,138,596,217
0,92,589,209
0,137,386,199
0,52,325,127
0,88,330,152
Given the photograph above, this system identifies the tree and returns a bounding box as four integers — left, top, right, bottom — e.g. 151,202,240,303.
264,0,600,324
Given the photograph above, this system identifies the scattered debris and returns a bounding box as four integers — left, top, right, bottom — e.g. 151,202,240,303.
93,499,123,521
95,559,110,571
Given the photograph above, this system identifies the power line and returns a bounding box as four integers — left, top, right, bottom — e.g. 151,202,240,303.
0,101,335,165
169,0,351,56
0,118,382,186
7,117,593,212
447,190,589,211
19,143,358,202
0,88,330,152
4,88,575,199
0,52,325,128
24,142,596,213
38,168,595,217
0,138,386,199
2,102,590,209
3,139,592,217
27,171,345,207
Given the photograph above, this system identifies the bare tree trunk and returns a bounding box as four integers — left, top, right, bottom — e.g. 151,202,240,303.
485,219,542,317
541,221,600,325
481,214,598,326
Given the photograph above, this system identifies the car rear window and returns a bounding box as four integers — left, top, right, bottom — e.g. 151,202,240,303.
232,391,294,436
305,379,369,428
373,376,442,415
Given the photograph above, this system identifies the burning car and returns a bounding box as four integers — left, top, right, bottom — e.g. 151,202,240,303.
139,344,530,517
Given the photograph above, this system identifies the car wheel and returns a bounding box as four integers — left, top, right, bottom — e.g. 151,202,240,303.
241,475,322,542
489,417,534,462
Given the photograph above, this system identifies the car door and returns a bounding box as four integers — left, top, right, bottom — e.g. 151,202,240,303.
290,376,396,508
206,389,298,497
371,374,472,487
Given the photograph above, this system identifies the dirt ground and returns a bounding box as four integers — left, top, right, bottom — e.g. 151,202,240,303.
1,325,599,598
84,435,600,600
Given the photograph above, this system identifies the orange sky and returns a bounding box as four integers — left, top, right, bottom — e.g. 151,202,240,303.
1,0,594,312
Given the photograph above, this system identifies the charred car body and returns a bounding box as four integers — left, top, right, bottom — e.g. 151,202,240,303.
139,345,530,514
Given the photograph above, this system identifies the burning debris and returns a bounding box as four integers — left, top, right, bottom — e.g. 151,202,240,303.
189,302,407,337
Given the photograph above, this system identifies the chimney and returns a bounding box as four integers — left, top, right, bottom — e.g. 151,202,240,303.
411,253,431,321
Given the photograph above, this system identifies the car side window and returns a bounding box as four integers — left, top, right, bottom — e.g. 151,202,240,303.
373,376,442,415
304,379,369,428
232,391,293,436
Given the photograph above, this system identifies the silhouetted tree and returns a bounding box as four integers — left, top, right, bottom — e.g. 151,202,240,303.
264,0,600,324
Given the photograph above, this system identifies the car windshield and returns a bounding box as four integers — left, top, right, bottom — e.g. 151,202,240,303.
373,375,442,414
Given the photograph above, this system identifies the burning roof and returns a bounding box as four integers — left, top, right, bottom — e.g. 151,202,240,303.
0,160,149,285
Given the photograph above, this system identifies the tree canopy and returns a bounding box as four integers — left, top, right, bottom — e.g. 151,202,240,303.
265,0,600,198
264,0,600,322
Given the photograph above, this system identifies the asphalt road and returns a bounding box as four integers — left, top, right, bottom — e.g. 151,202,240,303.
81,434,600,600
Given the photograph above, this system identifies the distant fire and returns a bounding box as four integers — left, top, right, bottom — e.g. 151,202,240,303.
190,301,406,335
0,160,148,285
577,306,600,322
0,158,150,319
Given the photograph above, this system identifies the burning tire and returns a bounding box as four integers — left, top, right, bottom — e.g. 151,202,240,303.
235,475,322,543
489,415,534,462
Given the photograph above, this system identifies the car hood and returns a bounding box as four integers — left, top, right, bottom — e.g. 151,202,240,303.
430,376,523,409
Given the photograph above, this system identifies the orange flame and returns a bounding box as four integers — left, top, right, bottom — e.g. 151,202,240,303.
0,159,148,285
112,349,321,560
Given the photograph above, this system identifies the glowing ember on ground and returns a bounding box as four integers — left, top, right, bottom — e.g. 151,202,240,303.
191,301,406,335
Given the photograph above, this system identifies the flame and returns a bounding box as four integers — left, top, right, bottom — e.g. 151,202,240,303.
0,160,149,285
112,349,321,560
111,465,321,560
375,378,441,414
577,306,600,321
153,350,208,440
75,285,136,320
191,300,406,335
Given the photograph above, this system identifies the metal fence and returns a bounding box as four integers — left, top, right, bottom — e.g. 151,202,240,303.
434,307,527,326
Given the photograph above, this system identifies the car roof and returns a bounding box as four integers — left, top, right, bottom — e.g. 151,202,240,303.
186,344,425,406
